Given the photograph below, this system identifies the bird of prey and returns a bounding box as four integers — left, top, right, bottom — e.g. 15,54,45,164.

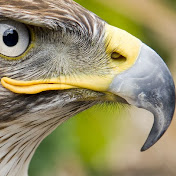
0,0,175,175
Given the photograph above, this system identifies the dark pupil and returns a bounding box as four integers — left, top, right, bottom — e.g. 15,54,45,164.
3,29,19,47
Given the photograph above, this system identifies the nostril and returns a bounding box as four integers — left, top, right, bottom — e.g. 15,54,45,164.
111,52,120,59
111,52,126,62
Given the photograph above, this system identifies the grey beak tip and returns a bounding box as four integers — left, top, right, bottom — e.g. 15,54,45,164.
141,142,154,151
140,135,159,152
141,129,166,152
109,43,175,152
140,88,175,152
140,134,162,152
141,146,147,152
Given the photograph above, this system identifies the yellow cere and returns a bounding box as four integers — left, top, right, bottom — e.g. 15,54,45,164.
105,24,142,74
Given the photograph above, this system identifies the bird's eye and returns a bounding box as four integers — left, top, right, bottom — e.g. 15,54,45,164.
0,20,31,58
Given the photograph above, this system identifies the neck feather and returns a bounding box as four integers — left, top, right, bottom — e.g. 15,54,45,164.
0,110,66,176
0,99,95,176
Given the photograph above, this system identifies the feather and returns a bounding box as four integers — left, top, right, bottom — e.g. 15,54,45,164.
0,0,104,36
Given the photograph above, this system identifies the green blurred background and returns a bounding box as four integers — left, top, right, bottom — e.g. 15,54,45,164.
29,0,176,175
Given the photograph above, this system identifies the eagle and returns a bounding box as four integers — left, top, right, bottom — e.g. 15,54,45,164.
0,0,175,176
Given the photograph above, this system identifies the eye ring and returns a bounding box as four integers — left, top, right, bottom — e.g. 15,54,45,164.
0,20,34,60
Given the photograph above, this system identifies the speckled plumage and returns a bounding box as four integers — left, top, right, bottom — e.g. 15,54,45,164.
0,0,174,175
0,0,104,36
0,90,99,176
0,1,110,176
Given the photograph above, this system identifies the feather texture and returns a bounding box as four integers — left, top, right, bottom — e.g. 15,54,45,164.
0,0,106,175
0,90,100,176
0,0,104,36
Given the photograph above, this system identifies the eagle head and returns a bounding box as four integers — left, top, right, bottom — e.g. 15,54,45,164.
0,0,174,175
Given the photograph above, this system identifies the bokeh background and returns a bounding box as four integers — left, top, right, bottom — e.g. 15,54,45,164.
29,0,176,175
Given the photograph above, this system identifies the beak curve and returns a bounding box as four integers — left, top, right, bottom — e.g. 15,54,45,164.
109,43,175,151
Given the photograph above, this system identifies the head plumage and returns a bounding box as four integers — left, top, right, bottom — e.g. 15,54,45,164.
0,0,104,36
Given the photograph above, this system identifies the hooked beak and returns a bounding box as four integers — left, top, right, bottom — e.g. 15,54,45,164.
1,24,175,152
109,43,175,151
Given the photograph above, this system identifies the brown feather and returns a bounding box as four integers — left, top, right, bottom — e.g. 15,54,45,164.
0,1,106,175
0,0,104,36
